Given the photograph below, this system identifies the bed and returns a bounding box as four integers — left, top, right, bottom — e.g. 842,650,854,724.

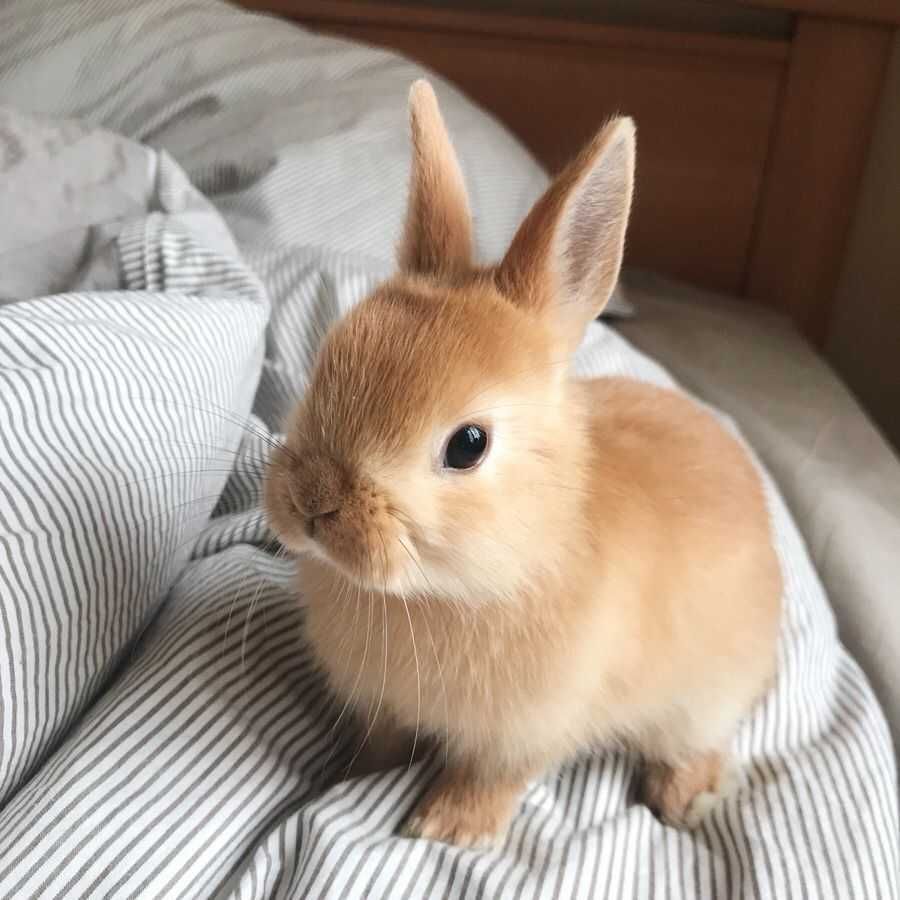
0,0,897,897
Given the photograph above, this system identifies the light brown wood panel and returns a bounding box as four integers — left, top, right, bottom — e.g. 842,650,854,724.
744,16,893,343
243,1,787,294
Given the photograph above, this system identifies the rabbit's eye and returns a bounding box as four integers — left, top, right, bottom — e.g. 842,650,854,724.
444,425,488,471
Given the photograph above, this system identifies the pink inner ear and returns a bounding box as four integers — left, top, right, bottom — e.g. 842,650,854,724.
494,117,634,340
560,136,632,306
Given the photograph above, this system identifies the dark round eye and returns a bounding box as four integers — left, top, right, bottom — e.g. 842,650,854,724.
444,425,488,470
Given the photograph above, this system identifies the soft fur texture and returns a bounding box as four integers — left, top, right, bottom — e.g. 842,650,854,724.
265,80,782,847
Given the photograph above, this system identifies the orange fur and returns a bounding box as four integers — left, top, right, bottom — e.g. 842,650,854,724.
265,80,782,847
398,80,473,277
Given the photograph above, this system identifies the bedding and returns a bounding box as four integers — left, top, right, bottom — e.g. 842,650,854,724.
1,0,637,315
0,1,897,898
0,110,897,900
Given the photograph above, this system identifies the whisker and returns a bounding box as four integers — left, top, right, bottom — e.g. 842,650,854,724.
156,508,267,567
113,492,228,536
317,574,361,778
117,387,300,465
223,534,279,662
380,530,421,772
116,467,264,491
137,437,270,465
346,537,390,777
323,571,374,778
241,544,285,672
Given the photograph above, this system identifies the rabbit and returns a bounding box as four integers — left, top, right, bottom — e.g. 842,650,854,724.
264,79,782,848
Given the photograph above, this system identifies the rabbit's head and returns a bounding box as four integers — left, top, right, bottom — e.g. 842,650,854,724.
266,81,635,603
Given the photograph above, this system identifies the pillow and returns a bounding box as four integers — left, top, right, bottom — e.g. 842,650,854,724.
0,106,268,804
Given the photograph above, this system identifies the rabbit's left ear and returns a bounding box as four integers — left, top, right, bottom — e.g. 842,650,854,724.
496,117,635,353
398,80,474,278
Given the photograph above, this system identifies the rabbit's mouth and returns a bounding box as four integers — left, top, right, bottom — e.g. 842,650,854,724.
305,536,418,598
292,498,421,596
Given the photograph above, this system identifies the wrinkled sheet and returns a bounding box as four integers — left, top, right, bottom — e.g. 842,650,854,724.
0,103,896,899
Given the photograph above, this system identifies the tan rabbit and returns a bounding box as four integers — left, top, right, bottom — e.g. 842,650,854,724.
265,80,782,848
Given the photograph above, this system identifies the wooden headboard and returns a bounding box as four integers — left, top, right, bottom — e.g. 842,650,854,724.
239,0,897,346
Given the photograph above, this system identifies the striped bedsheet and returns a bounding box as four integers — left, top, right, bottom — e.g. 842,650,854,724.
0,1,897,897
0,110,896,899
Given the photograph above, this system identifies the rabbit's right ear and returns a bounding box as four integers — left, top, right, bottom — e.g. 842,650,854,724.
496,117,635,354
398,80,474,278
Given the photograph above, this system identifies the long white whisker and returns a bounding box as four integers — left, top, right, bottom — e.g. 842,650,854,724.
346,535,390,776
395,535,449,767
241,557,271,673
222,533,277,660
320,575,367,776
400,590,421,772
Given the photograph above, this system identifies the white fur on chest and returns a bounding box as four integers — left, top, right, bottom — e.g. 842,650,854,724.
304,587,602,772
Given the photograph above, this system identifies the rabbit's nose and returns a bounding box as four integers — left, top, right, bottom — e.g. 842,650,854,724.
288,451,347,530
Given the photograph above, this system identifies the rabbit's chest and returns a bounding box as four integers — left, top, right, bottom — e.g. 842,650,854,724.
305,590,601,764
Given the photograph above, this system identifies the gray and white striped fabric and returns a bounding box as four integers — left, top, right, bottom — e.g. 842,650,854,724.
0,2,897,898
0,111,897,900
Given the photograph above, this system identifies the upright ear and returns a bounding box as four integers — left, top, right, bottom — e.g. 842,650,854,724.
496,117,635,351
398,80,474,277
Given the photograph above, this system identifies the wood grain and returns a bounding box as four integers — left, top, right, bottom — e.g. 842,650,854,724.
241,0,787,295
703,0,900,27
243,0,789,56
744,16,893,343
